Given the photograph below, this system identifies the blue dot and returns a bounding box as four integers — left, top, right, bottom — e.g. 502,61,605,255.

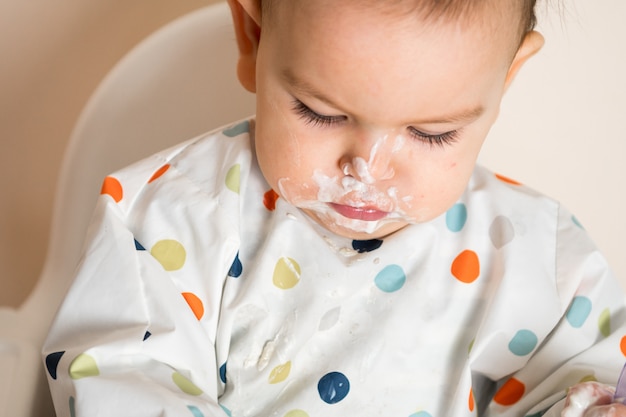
566,296,592,328
446,203,467,232
409,412,433,417
187,405,204,417
508,329,538,356
45,351,65,380
134,238,146,251
374,265,406,293
223,121,250,137
228,252,243,278
219,362,227,384
352,239,383,253
318,372,350,404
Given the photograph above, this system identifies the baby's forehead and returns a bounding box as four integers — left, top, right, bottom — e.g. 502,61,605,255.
264,0,532,42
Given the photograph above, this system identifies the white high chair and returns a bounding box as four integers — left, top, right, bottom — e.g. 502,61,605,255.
1,1,625,416
0,2,254,415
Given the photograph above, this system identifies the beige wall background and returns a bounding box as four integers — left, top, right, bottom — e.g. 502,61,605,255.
0,0,222,307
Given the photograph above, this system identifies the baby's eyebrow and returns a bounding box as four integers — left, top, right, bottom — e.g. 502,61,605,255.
282,67,485,125
417,105,485,125
281,68,338,108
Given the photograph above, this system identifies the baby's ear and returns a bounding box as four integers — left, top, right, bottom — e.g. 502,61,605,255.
504,31,545,90
227,0,262,93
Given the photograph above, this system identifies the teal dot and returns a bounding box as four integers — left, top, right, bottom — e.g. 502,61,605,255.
374,264,406,293
223,121,250,137
188,405,204,417
69,396,76,417
566,296,593,328
446,203,467,232
508,329,538,356
572,215,584,229
409,412,433,417
220,404,232,417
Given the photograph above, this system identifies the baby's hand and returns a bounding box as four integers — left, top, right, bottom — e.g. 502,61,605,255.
562,381,626,417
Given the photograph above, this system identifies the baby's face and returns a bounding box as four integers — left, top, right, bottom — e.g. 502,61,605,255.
253,2,523,240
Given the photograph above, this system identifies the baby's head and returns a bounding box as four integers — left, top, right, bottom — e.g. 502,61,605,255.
228,0,544,240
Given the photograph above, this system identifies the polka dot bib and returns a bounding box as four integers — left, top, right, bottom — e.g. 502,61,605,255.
43,119,626,417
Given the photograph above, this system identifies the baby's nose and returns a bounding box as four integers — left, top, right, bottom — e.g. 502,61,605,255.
340,132,396,184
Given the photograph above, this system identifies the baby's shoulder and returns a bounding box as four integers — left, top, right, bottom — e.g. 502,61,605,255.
104,119,255,210
467,165,561,218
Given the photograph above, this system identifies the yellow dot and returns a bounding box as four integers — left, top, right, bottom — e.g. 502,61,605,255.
284,410,309,417
272,257,301,289
150,239,186,271
69,353,99,380
172,372,203,396
269,361,292,384
225,164,241,194
579,374,598,383
598,308,611,337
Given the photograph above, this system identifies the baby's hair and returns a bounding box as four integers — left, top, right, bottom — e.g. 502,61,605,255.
260,1,538,44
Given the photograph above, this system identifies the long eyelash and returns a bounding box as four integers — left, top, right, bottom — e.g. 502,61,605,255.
408,127,459,147
292,100,343,127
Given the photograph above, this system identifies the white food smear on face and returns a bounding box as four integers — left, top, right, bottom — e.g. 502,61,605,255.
278,131,421,234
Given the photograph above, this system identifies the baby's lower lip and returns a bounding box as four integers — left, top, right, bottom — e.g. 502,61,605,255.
328,203,389,221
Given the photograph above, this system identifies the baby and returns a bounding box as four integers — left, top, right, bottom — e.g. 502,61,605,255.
43,0,626,416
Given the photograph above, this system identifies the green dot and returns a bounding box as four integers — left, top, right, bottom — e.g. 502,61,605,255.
172,372,203,396
225,164,241,194
69,353,99,380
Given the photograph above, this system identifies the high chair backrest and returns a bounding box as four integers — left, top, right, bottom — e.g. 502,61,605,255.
0,2,254,415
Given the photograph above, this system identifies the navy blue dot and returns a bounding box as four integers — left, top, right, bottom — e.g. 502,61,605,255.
134,239,146,251
351,239,383,253
220,362,227,384
143,331,152,341
228,252,243,278
45,351,65,380
318,371,350,404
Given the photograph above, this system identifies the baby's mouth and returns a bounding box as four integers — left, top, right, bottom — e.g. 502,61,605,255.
328,203,389,221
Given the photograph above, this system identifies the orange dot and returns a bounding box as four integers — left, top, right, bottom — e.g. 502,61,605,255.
495,173,522,186
494,377,525,406
468,387,475,412
620,335,626,356
451,250,480,283
100,176,123,202
182,292,204,320
148,164,170,183
263,189,280,211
